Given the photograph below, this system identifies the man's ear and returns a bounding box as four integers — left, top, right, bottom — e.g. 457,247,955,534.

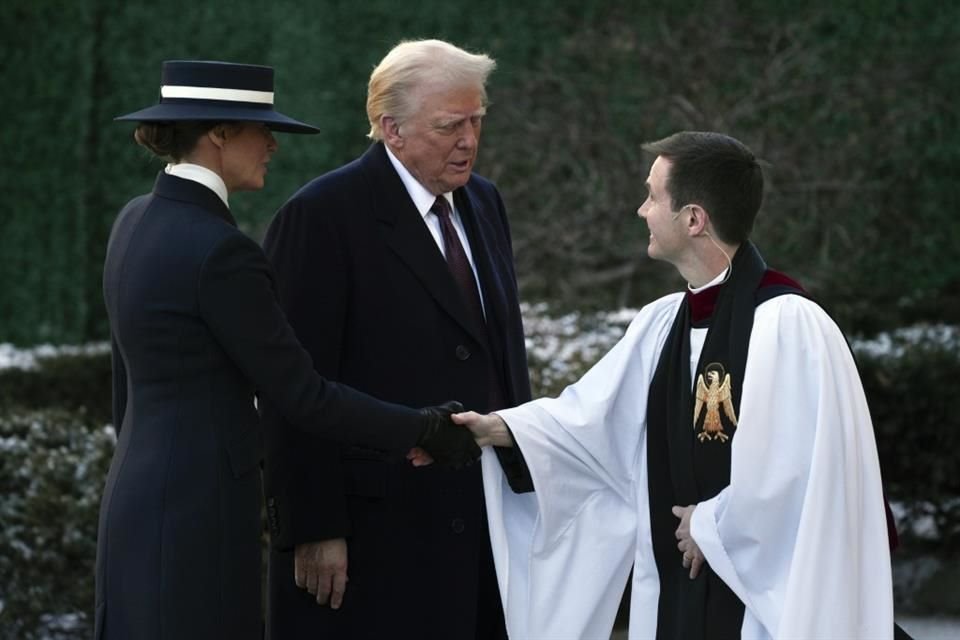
687,204,709,236
382,116,403,149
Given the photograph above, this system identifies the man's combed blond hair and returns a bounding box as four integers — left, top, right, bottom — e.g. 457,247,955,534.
366,39,496,141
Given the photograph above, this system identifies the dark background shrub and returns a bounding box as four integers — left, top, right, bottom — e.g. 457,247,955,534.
0,353,112,423
1,0,958,344
0,410,114,639
859,332,960,549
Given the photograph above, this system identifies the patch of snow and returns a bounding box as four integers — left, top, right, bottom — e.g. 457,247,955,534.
852,324,960,358
0,342,110,371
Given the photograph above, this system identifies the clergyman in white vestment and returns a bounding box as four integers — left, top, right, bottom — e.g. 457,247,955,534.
454,132,895,640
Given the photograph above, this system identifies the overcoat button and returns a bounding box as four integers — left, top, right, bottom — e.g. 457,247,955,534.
450,518,466,534
455,345,471,361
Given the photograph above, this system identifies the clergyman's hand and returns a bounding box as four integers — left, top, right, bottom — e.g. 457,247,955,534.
294,538,348,608
672,504,705,580
416,401,481,469
450,411,513,448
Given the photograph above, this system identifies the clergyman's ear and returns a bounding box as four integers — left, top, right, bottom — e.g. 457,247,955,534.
688,204,711,235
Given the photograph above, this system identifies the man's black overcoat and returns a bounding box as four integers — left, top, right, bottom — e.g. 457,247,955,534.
261,143,532,639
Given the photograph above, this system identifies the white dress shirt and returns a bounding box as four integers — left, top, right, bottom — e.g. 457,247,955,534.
384,145,486,315
165,162,230,208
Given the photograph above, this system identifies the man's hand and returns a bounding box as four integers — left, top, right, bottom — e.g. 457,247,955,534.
451,411,513,448
672,504,705,579
416,401,481,469
407,411,513,467
406,446,434,467
294,538,348,608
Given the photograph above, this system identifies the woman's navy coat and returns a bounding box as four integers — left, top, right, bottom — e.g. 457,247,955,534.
94,172,425,639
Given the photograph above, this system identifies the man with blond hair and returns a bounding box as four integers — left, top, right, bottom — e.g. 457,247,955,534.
260,39,530,639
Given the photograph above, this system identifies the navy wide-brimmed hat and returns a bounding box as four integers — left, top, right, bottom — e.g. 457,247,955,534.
115,60,318,134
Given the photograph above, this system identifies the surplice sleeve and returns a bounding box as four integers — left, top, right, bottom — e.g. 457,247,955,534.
482,293,683,640
690,295,893,640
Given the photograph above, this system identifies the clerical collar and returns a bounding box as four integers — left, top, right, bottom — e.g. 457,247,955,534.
384,144,454,219
687,268,729,325
165,162,229,208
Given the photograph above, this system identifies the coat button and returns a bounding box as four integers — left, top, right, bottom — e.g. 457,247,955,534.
450,518,466,534
455,345,471,361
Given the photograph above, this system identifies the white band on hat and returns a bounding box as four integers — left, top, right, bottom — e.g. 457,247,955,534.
161,85,274,104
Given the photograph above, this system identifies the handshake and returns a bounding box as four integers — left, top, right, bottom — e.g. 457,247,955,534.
414,401,479,469
411,402,512,469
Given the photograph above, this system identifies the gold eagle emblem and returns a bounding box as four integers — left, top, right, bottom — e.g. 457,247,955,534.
694,363,738,443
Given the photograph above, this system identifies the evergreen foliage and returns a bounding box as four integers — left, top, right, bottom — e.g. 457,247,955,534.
0,410,114,639
1,1,958,345
860,329,960,548
0,352,112,421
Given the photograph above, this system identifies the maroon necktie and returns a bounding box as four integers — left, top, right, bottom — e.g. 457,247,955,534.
431,197,485,327
431,197,507,410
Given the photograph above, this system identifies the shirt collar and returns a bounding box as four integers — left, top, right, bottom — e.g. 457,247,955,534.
688,268,728,294
687,268,730,325
165,162,229,208
384,145,454,218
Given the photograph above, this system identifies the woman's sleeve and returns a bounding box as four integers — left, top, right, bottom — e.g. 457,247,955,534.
197,231,423,452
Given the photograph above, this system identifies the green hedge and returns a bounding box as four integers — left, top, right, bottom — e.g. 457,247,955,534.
0,410,114,639
0,2,99,345
2,1,959,344
0,352,112,423
859,330,960,548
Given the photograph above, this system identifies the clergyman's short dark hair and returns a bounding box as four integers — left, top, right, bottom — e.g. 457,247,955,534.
641,132,763,244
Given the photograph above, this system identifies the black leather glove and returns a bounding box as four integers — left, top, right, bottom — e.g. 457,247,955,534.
416,401,481,469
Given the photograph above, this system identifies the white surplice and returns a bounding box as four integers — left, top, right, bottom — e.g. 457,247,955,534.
482,292,893,640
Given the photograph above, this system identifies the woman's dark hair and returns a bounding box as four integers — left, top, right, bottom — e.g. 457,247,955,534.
134,121,223,162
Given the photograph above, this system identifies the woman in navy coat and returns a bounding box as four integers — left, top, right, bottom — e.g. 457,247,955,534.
94,60,477,640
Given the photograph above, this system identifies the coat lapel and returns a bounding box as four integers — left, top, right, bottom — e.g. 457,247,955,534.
153,172,236,226
455,187,509,375
360,144,488,348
